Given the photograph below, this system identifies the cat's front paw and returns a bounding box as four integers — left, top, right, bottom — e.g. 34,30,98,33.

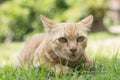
55,64,72,74
85,57,93,70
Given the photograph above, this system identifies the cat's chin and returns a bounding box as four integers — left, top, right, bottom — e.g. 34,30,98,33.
68,56,80,61
55,52,80,61
63,55,80,61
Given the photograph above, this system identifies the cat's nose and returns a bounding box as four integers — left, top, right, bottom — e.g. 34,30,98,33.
70,48,77,53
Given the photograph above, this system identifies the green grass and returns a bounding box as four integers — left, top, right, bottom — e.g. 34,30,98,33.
0,32,120,80
0,54,120,80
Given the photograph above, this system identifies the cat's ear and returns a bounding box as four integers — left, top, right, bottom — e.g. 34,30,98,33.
40,15,56,31
77,15,93,30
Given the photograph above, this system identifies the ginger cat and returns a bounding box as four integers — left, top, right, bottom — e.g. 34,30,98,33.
15,15,93,74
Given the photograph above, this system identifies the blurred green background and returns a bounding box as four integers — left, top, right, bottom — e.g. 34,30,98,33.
0,0,120,42
0,1,120,80
0,0,120,65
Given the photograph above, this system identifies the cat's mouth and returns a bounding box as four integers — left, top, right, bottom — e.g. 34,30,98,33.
70,53,76,57
59,52,79,61
68,53,80,61
69,52,77,57
70,55,76,59
71,54,78,58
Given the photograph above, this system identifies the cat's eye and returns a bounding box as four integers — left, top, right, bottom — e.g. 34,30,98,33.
58,37,67,43
77,36,85,42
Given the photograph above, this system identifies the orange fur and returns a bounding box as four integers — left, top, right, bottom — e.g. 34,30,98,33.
15,15,93,74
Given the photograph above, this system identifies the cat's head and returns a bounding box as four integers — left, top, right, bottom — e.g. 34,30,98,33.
40,15,93,61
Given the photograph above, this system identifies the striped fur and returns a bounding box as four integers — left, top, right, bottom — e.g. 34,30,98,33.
15,15,93,74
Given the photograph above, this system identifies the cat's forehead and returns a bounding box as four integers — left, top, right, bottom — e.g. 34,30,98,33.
56,23,86,38
57,23,77,31
62,23,77,36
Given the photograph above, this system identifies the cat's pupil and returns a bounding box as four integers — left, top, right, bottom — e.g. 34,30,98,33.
58,37,67,43
77,36,85,42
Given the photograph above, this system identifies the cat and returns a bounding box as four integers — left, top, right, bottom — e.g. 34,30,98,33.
14,15,93,74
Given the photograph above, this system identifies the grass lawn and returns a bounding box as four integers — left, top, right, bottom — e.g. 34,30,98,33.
0,32,120,80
